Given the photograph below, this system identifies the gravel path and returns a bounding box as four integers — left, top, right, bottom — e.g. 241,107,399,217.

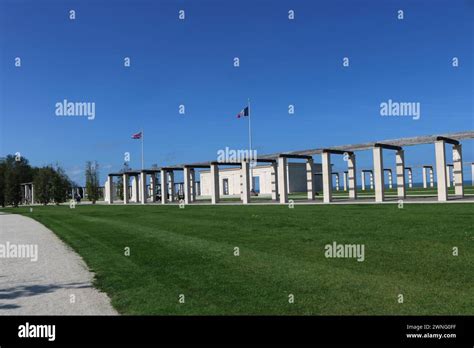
0,213,117,315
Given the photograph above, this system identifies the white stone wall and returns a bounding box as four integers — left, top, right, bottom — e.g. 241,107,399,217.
199,162,323,196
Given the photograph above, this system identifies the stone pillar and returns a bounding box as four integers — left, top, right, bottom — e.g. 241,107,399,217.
446,165,452,188
241,161,251,204
343,171,348,191
396,150,406,199
386,169,393,189
107,176,113,204
348,154,357,199
373,147,384,202
429,167,434,188
271,161,279,201
277,157,288,203
361,171,366,191
435,140,448,202
334,173,340,191
190,169,196,202
322,152,332,203
210,163,219,204
123,174,129,204
140,172,147,204
168,172,175,202
306,159,315,200
369,171,374,190
472,163,474,187
161,170,168,204
150,174,156,202
132,176,139,202
422,167,427,188
406,168,413,188
184,167,191,204
31,184,35,204
453,144,464,197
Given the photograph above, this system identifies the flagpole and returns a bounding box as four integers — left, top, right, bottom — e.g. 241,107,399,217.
248,98,253,190
141,128,144,170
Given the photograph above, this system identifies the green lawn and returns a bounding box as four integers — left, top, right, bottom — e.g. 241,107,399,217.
2,203,473,315
194,186,474,201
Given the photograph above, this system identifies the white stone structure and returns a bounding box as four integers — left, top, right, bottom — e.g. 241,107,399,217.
199,162,322,198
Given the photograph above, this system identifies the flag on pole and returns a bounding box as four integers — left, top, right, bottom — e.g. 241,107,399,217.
131,131,142,139
237,106,249,118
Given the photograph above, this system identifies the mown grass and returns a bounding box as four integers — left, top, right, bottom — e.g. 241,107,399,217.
2,203,473,315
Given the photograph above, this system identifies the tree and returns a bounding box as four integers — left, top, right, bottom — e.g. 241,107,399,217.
33,166,55,205
2,155,33,207
51,166,71,205
85,161,100,204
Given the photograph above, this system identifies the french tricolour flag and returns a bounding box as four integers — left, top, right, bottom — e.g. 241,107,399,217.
237,106,249,118
131,131,142,139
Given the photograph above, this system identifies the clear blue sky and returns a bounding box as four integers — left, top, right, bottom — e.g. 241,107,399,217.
1,0,473,185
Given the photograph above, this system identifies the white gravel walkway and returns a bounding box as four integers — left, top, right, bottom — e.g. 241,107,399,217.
0,213,117,315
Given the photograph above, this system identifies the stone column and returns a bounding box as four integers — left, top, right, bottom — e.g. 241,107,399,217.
396,150,406,199
161,169,167,204
168,171,175,202
123,174,129,204
140,172,147,204
369,171,374,190
277,157,288,203
435,140,448,202
453,144,464,197
429,167,434,188
106,175,113,204
271,161,279,201
150,173,156,202
422,167,427,188
446,165,452,188
132,176,139,202
241,161,251,204
334,173,340,191
406,168,413,188
184,167,191,204
386,169,393,189
306,159,315,200
190,169,196,202
322,152,332,203
361,171,366,191
373,146,384,202
471,163,474,187
210,163,220,204
343,171,348,191
348,154,357,199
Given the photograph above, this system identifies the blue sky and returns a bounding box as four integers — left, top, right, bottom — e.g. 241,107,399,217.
1,0,473,185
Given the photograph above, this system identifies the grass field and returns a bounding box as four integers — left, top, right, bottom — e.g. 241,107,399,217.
2,203,473,315
196,186,474,201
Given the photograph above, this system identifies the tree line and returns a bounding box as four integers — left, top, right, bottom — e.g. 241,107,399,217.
0,154,101,207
